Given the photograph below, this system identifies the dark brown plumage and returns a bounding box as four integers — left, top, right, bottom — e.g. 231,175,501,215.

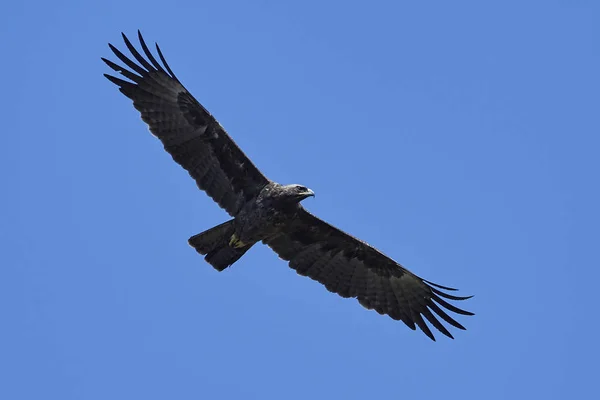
264,209,473,340
102,33,268,217
103,31,473,341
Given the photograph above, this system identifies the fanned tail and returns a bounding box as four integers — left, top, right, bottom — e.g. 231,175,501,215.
188,220,253,271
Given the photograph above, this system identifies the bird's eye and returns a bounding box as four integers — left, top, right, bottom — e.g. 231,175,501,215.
297,186,307,192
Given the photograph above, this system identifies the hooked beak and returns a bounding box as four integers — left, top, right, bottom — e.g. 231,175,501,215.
300,189,315,200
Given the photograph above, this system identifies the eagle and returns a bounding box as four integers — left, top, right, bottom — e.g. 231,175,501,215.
102,31,473,341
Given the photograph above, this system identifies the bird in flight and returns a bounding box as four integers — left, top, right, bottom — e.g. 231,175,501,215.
102,31,473,341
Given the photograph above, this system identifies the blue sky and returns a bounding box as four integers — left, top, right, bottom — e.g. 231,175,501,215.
1,1,599,398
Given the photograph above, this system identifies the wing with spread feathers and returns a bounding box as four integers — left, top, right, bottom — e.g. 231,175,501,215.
102,31,269,216
265,208,473,341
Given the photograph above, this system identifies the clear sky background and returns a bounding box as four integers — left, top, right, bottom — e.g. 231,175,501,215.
1,1,599,399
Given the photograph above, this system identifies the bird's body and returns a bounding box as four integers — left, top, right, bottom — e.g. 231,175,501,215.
235,182,312,243
103,31,474,341
232,183,313,246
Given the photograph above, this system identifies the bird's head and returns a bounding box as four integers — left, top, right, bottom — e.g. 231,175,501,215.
281,184,315,203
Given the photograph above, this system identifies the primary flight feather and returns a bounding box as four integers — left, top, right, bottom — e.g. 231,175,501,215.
102,31,473,341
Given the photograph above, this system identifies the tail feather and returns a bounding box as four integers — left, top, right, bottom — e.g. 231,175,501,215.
188,220,234,255
188,220,253,271
204,246,248,271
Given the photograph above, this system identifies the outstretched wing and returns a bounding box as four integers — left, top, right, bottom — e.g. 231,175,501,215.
264,208,473,341
102,31,270,216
